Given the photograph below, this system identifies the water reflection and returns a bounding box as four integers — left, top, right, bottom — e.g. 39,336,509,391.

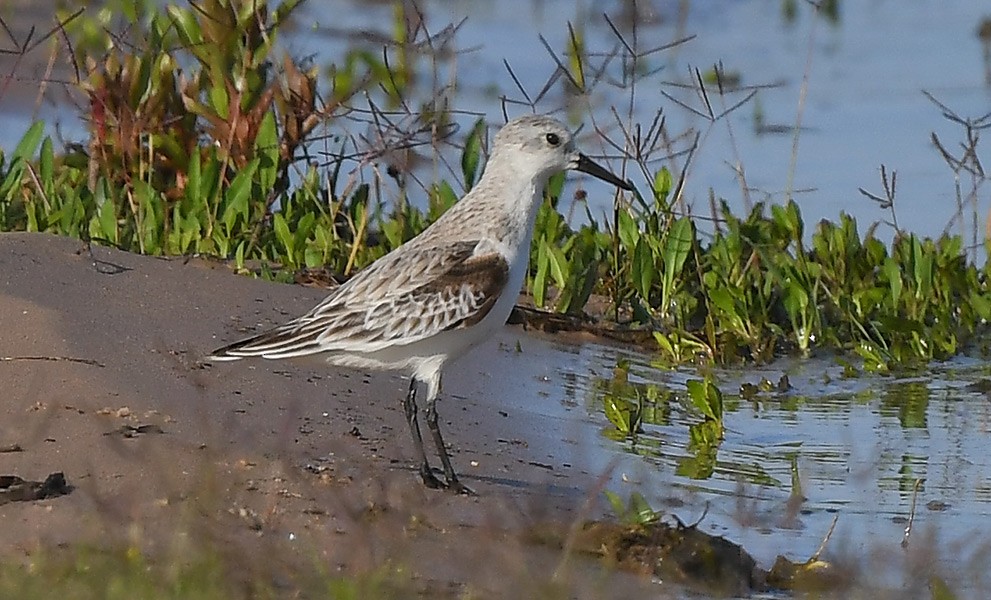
543,337,991,583
880,381,930,429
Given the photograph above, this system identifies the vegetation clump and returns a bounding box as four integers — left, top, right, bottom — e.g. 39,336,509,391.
1,0,989,373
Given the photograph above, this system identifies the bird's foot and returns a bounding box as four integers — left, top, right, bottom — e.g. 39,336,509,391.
443,477,476,497
419,469,475,495
419,468,447,490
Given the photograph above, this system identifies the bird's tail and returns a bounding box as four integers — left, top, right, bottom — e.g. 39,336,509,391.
206,321,325,362
205,328,282,362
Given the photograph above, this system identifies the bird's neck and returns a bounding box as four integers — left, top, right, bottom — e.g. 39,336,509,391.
435,167,548,251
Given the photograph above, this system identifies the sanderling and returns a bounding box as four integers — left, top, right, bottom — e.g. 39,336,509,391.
207,114,632,494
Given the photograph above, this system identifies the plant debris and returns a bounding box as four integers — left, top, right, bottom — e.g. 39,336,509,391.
104,424,166,438
0,473,72,505
530,518,842,595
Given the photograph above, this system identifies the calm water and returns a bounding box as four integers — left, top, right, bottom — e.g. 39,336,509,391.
490,334,991,595
288,0,991,242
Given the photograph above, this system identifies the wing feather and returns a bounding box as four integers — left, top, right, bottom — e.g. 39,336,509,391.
208,240,509,360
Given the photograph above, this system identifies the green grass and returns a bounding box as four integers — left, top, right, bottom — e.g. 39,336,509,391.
0,543,404,600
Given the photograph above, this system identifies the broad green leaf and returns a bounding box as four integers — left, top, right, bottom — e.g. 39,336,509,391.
0,122,44,201
256,111,279,191
429,181,458,221
273,212,292,257
617,207,639,250
546,242,568,291
603,490,626,519
12,121,44,163
294,212,316,254
603,394,630,434
661,217,693,315
222,159,259,230
632,237,654,300
783,281,809,317
883,257,902,307
686,378,723,421
708,288,739,318
167,5,204,47
460,117,485,190
99,197,117,245
545,171,566,201
208,84,229,119
970,292,991,322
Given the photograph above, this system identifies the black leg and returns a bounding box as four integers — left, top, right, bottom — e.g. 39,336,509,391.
402,378,444,489
426,400,475,496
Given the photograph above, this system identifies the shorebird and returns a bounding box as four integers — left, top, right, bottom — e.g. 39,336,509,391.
207,115,632,494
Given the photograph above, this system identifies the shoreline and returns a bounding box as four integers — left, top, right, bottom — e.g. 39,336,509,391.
0,231,655,597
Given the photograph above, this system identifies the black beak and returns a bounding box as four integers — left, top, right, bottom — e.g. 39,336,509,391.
574,153,633,191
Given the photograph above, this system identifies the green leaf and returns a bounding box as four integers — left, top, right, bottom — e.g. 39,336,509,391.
686,377,723,421
99,196,117,245
627,492,659,525
167,5,204,46
294,212,317,256
603,490,626,519
185,150,202,206
428,181,458,221
533,238,549,308
603,394,631,434
783,280,809,317
545,171,566,201
221,159,259,231
39,137,54,191
0,122,45,201
660,217,693,316
135,181,161,254
652,167,672,203
911,236,932,300
708,288,745,335
617,207,639,251
460,117,485,190
663,218,693,277
632,237,654,300
546,242,568,291
273,212,292,259
256,111,279,191
970,292,991,322
929,575,959,600
208,84,229,119
883,257,902,307
234,240,247,270
12,121,44,163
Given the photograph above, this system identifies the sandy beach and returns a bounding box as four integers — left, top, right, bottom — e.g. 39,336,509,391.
0,231,659,597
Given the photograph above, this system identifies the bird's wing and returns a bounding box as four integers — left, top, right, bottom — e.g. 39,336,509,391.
208,240,510,360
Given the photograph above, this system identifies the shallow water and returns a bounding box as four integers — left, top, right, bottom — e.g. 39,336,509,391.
495,334,991,594
288,0,991,241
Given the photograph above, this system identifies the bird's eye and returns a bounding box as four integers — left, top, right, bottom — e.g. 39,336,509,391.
545,132,561,146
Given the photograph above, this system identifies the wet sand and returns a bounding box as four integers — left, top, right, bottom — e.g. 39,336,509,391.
0,232,656,597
